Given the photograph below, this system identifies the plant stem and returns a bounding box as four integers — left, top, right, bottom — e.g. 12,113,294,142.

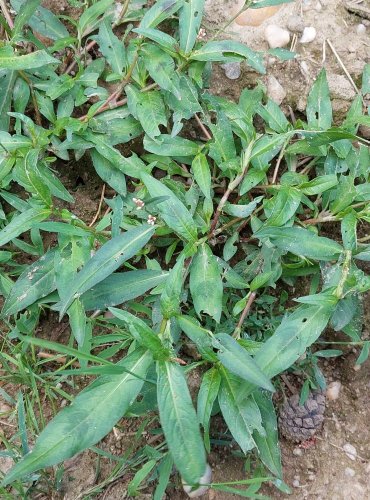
233,291,257,338
194,113,212,140
336,250,352,298
209,140,255,235
0,0,14,29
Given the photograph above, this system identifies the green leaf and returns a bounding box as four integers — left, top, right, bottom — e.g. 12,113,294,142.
250,271,274,291
90,149,126,196
263,187,301,227
362,63,370,95
341,211,357,251
251,0,294,7
108,308,170,360
256,226,343,261
190,243,223,322
2,349,152,486
2,249,56,317
141,44,180,99
128,460,157,497
240,169,266,196
255,304,333,377
216,333,274,391
139,0,184,28
160,254,185,318
93,18,126,74
224,196,263,218
141,172,198,242
191,41,265,74
306,68,332,130
154,454,173,500
78,0,115,37
252,391,282,478
0,70,16,131
144,134,199,156
0,207,51,247
22,150,52,206
218,372,261,453
257,99,290,133
56,224,155,318
179,0,204,53
156,360,207,485
12,0,41,39
133,27,178,54
299,174,338,195
197,367,221,452
10,0,69,40
81,269,168,310
0,50,58,70
134,90,167,140
68,298,87,346
37,163,74,203
192,153,211,199
176,314,217,361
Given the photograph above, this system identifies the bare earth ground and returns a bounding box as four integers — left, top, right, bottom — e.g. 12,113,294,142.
0,1,370,498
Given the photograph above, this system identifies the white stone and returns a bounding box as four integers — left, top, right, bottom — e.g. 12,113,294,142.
292,479,300,487
221,62,241,80
343,443,357,461
357,24,366,35
267,75,286,105
326,381,341,401
293,447,303,456
264,25,290,49
300,27,317,44
183,463,212,498
345,467,356,477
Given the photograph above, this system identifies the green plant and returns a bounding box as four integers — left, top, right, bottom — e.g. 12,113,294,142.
0,0,369,496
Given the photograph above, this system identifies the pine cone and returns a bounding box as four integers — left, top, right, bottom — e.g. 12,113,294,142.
278,391,326,442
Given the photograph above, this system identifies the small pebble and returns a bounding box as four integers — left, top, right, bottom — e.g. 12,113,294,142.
300,26,317,43
292,479,300,488
315,2,322,11
221,62,241,80
353,364,361,371
357,24,366,35
287,15,305,33
326,381,341,401
343,443,357,461
308,474,316,481
293,447,303,456
267,75,286,104
183,463,212,498
264,25,290,49
345,467,356,477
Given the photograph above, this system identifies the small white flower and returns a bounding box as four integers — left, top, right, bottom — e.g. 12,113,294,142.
133,197,145,209
197,28,207,40
147,215,157,226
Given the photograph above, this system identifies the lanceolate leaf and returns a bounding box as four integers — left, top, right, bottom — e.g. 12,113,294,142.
141,172,198,242
2,249,56,317
157,361,207,485
0,208,51,247
191,153,211,199
256,226,343,261
306,68,332,130
140,0,184,29
216,333,275,392
191,41,265,74
190,243,223,322
144,134,199,157
135,91,167,139
0,70,16,131
252,391,282,478
179,0,204,53
0,50,59,70
57,224,155,318
263,187,301,227
255,304,334,378
2,349,152,486
81,269,168,310
218,371,262,453
94,18,126,74
197,367,221,452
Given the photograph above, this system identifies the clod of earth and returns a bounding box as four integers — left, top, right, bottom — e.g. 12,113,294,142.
279,391,326,442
